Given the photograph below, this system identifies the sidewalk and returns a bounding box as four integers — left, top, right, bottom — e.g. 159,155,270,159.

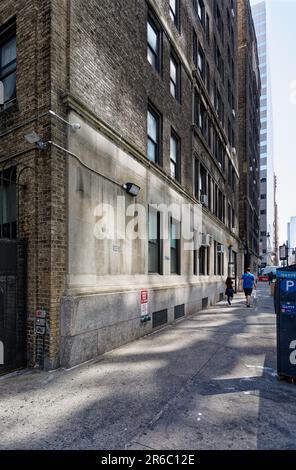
0,283,296,450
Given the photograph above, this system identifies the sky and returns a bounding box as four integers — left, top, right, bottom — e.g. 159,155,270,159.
267,0,296,244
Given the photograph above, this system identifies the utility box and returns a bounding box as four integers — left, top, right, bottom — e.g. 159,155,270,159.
275,265,296,381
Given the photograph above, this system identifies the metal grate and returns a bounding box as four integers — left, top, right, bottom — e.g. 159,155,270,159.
174,304,185,320
152,309,168,329
202,297,208,309
0,240,27,374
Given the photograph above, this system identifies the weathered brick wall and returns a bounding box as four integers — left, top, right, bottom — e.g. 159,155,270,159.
237,0,260,266
67,0,193,194
0,0,68,369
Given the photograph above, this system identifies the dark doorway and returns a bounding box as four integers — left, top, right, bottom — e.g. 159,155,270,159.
0,240,27,374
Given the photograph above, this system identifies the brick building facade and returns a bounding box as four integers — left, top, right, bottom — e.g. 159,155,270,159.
0,0,245,371
237,0,261,272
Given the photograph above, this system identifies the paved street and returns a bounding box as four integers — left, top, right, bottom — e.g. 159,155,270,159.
0,283,296,450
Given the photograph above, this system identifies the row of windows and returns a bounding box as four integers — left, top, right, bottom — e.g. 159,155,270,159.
148,16,182,103
194,90,235,167
147,97,237,222
149,208,226,276
149,8,236,144
195,157,236,230
147,103,182,183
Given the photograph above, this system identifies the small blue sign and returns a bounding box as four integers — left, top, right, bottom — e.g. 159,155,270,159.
281,304,296,313
277,271,296,279
280,279,296,293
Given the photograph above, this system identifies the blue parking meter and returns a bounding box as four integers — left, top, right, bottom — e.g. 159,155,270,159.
275,266,296,381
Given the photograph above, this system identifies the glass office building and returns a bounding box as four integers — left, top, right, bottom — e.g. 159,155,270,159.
251,0,275,268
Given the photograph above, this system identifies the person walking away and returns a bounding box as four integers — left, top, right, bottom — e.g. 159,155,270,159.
268,271,273,285
225,277,234,305
240,268,257,307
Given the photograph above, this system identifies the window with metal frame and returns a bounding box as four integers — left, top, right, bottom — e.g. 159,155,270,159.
148,208,162,274
147,16,161,72
170,217,180,274
0,166,17,239
147,104,161,163
0,18,16,105
170,52,180,101
169,0,180,29
170,130,181,182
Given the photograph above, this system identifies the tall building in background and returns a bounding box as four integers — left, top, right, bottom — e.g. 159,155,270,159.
251,0,275,268
237,0,261,273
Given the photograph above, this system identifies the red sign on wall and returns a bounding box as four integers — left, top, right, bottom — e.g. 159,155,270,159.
140,290,148,304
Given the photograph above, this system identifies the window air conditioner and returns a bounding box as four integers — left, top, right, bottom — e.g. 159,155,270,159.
201,234,212,246
200,194,208,206
217,244,225,253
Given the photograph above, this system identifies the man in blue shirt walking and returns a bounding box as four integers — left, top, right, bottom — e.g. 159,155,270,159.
240,267,257,307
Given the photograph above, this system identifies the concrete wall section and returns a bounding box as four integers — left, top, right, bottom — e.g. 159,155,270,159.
60,281,224,368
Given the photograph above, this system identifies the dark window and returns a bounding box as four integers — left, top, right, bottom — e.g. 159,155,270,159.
198,45,205,81
147,17,161,72
170,130,181,181
193,247,198,275
194,0,205,26
206,61,210,93
0,19,16,105
232,208,235,229
206,13,210,42
214,85,224,124
193,30,197,67
260,177,267,183
169,0,180,29
199,164,207,198
0,166,16,239
170,52,181,101
147,104,161,163
217,244,224,275
170,217,180,274
260,194,266,199
199,246,206,275
148,209,162,273
218,190,223,221
208,174,212,211
194,91,207,139
194,157,200,199
261,210,266,215
214,241,217,274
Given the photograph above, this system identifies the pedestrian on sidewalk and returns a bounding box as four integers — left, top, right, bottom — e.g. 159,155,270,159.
240,267,257,308
225,277,234,305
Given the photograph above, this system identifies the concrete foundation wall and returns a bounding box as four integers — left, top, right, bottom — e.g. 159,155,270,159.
60,281,224,368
